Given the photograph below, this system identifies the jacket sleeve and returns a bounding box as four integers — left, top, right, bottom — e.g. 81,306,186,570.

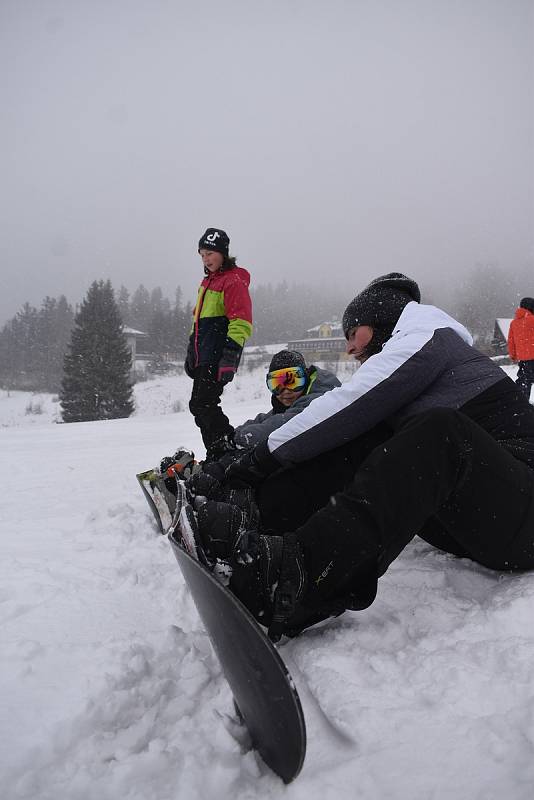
224,273,253,349
234,410,276,447
507,322,516,361
266,328,451,465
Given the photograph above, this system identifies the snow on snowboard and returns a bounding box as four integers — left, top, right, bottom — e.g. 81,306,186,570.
136,468,307,783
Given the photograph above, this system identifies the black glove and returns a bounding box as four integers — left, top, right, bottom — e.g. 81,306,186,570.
186,457,232,500
217,345,242,384
225,441,281,489
186,469,224,502
184,358,195,379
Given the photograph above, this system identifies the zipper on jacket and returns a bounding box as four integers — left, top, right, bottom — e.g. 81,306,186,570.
193,273,213,367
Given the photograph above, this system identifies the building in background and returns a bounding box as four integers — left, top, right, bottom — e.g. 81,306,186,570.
122,326,149,376
288,319,349,362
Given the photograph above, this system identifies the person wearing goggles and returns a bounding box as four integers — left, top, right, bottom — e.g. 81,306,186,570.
233,350,340,448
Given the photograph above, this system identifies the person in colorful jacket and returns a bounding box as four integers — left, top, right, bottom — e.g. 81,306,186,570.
508,297,534,401
185,228,253,460
234,350,340,448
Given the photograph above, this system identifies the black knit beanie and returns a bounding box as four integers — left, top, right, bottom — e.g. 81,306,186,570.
520,297,534,313
342,273,421,339
198,228,230,257
269,350,307,372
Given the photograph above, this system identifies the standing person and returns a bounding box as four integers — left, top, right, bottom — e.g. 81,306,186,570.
233,350,341,448
508,297,534,402
185,228,253,461
193,273,534,640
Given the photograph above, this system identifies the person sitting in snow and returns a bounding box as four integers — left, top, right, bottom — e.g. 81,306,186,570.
233,349,341,449
160,350,339,484
191,273,534,641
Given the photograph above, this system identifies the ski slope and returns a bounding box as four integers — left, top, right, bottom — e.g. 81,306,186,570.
2,364,534,799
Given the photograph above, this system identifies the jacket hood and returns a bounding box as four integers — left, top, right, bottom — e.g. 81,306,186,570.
310,366,342,393
203,265,250,286
390,302,473,346
232,265,251,286
515,307,534,320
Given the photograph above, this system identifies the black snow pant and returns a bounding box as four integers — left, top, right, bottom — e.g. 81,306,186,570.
256,409,534,626
516,360,534,401
189,366,234,454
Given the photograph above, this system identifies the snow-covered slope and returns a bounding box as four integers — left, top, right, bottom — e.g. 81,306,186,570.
2,364,534,799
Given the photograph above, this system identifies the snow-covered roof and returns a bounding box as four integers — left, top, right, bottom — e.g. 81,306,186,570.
122,326,148,337
495,318,512,339
243,343,288,356
306,321,342,334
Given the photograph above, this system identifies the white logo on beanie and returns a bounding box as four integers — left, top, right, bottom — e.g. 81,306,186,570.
206,231,221,242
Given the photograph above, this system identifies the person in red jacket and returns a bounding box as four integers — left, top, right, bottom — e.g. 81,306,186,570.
508,297,534,401
184,228,253,460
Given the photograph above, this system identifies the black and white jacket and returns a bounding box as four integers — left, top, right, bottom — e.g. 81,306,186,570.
266,303,534,469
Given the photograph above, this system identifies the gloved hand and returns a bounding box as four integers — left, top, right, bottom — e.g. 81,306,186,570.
225,441,281,489
217,345,241,384
217,366,235,384
186,469,224,502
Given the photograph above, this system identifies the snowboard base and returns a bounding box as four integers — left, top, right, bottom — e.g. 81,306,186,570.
168,529,306,783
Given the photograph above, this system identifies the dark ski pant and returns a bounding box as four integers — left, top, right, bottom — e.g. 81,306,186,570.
189,366,234,453
516,360,534,402
257,409,534,618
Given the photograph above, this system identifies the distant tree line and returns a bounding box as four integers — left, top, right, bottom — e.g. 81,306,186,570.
249,282,345,345
116,284,193,359
0,295,75,392
448,263,531,350
0,263,532,394
0,282,194,393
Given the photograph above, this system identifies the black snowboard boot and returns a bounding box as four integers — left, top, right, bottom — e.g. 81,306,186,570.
225,533,316,641
196,502,309,640
196,500,261,565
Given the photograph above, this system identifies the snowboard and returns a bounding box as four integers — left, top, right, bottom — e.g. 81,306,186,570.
167,483,307,783
136,468,177,533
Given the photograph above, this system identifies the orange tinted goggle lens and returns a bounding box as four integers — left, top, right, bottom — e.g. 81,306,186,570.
266,366,306,393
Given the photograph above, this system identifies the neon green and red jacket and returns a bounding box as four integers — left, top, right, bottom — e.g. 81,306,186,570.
186,265,253,373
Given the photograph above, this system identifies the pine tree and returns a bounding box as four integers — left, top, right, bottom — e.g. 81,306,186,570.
60,280,134,422
130,284,151,332
117,285,131,325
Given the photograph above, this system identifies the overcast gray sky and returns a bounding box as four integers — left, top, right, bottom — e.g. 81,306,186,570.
1,0,533,324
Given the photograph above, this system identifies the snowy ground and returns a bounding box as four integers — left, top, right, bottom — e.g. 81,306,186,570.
2,363,534,799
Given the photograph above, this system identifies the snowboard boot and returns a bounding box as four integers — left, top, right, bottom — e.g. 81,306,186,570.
196,500,261,565
228,534,309,641
195,501,310,640
187,464,259,529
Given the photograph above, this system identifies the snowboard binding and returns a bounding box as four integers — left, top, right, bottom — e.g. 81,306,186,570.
170,481,234,585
